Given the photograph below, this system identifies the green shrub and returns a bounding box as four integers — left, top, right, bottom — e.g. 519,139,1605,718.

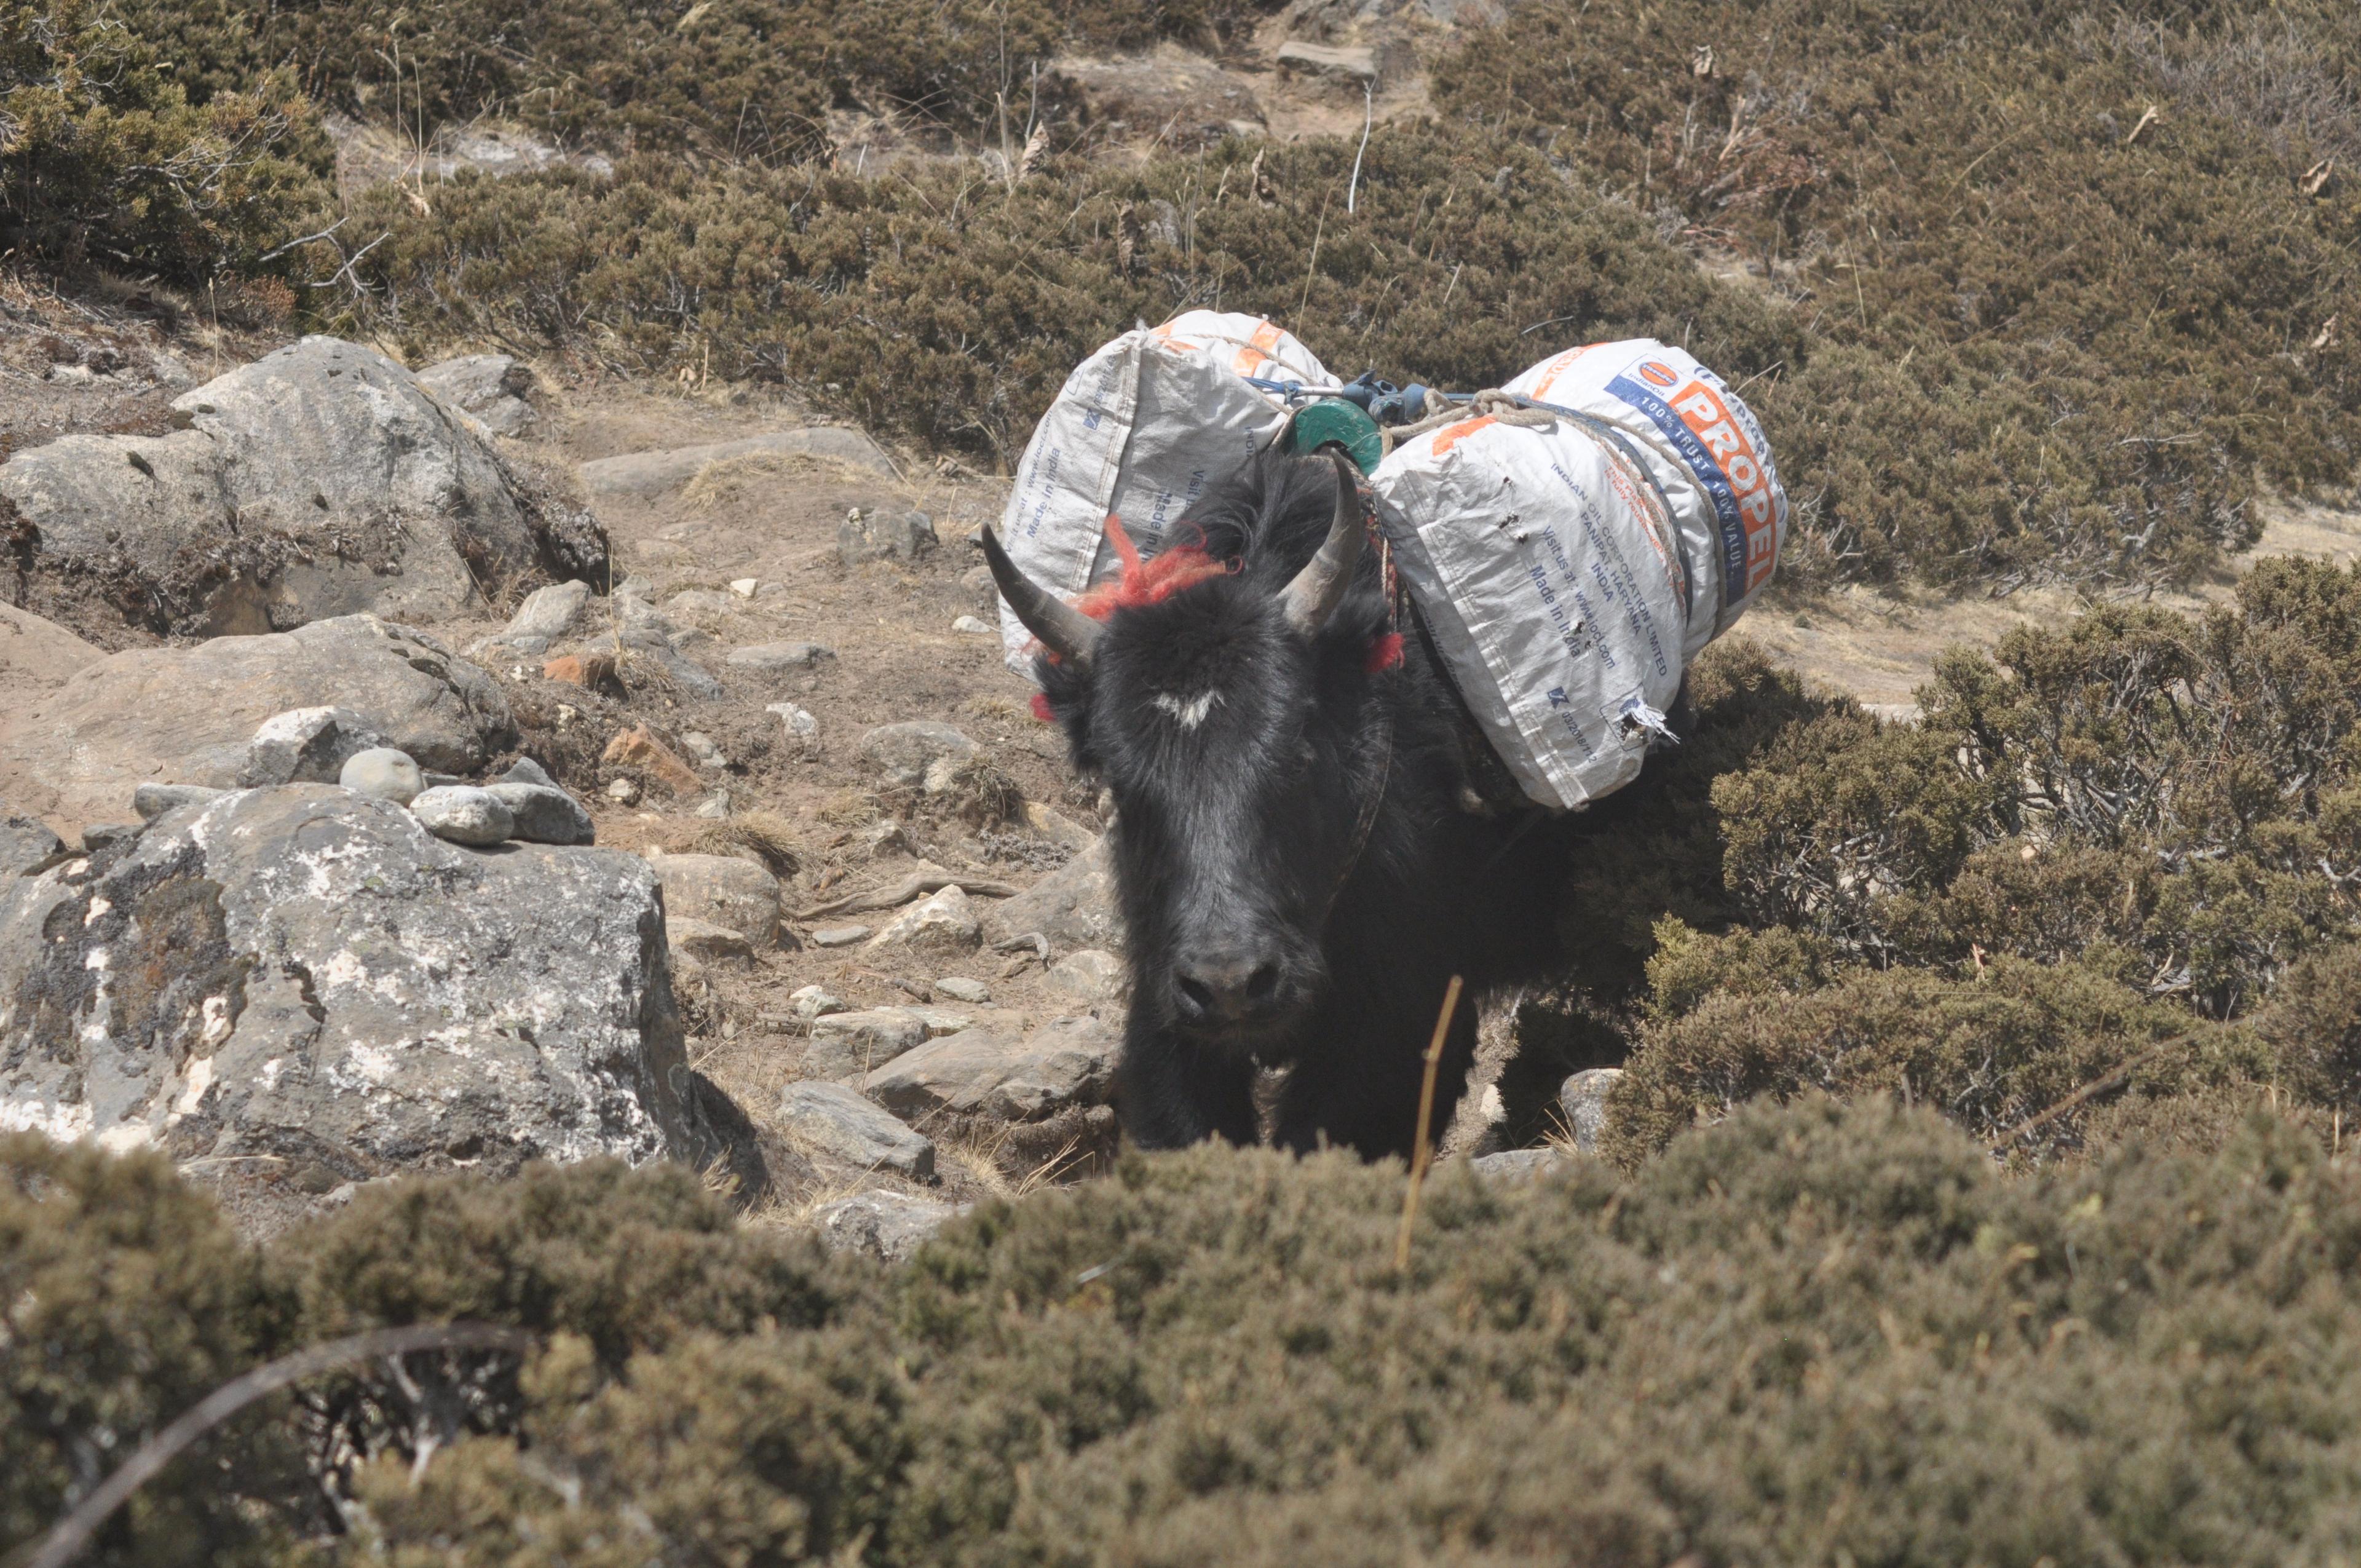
1605,954,2269,1165
320,127,1800,468
0,0,331,282
0,1134,301,1566
1432,0,2361,588
23,1104,2361,1565
113,0,1281,161
1705,560,2361,1016
276,1158,856,1367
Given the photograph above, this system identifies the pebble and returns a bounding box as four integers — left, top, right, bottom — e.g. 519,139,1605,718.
606,777,641,804
133,783,226,822
694,790,732,820
728,641,838,671
933,976,992,1004
241,706,386,788
668,916,753,965
339,747,426,805
809,1190,964,1263
487,782,595,845
811,924,872,948
1558,1067,1624,1154
81,822,144,852
807,1007,930,1078
409,785,514,845
679,731,729,770
863,886,981,955
729,577,759,597
950,615,995,635
1046,948,1125,1002
499,756,558,789
788,984,848,1022
767,702,820,746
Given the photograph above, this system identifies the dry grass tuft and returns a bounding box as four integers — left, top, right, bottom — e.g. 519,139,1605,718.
671,809,804,877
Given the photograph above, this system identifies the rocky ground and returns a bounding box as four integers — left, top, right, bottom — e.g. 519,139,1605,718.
5,277,2357,1256
4,0,2357,1256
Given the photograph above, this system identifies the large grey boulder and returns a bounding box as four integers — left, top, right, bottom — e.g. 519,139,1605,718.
0,786,754,1200
0,337,605,636
0,615,514,831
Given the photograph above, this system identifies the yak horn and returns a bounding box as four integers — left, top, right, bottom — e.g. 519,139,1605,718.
982,525,1103,667
1279,448,1366,635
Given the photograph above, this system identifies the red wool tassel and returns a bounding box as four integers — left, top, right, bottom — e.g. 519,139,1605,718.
1029,692,1056,723
1364,632,1405,673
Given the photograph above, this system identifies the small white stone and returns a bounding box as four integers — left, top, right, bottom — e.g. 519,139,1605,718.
788,983,848,1022
767,702,820,743
340,747,425,805
606,777,641,804
933,976,991,1004
950,615,994,635
409,785,514,846
729,577,759,597
863,885,981,955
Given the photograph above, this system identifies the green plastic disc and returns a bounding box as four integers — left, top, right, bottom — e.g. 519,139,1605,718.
1285,398,1385,475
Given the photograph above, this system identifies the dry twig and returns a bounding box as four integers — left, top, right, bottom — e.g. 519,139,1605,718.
25,1323,536,1568
1393,975,1465,1272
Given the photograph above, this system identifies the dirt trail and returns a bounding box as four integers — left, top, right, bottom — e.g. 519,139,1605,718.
1742,496,2361,716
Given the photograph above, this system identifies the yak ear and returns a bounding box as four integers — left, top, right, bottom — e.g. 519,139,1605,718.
1278,448,1364,636
983,525,1104,667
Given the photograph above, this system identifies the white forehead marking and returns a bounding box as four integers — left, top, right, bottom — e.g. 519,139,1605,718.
1150,690,1222,731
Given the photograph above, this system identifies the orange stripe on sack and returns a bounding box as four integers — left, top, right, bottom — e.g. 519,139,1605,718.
1429,415,1497,455
1526,344,1595,401
1248,319,1286,353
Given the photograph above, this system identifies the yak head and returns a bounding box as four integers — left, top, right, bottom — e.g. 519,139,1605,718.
985,448,1390,1056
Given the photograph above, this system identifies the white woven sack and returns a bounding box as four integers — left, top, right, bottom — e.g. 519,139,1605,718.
997,312,1331,673
1505,339,1786,655
1371,339,1787,811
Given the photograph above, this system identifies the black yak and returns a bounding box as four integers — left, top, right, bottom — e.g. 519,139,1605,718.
986,446,1595,1159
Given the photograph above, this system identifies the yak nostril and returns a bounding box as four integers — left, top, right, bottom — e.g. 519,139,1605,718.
1175,972,1219,1017
1174,955,1284,1024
